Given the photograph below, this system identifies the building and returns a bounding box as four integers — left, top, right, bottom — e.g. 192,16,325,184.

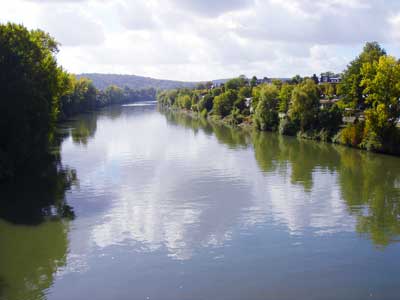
319,98,339,109
320,74,341,84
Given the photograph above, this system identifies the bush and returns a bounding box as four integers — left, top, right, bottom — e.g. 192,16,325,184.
255,109,278,131
317,104,342,136
200,108,208,118
297,129,329,141
198,94,213,112
213,90,237,117
338,122,365,147
279,118,299,136
230,107,244,125
253,84,279,131
360,131,382,152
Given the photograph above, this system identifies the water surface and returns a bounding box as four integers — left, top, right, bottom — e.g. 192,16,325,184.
1,103,400,300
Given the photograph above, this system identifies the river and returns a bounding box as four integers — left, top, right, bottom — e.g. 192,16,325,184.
1,102,400,300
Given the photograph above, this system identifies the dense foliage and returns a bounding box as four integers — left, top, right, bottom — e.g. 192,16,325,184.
158,41,400,155
0,23,156,180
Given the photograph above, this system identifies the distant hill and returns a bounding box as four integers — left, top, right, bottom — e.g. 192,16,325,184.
76,73,200,90
76,73,289,91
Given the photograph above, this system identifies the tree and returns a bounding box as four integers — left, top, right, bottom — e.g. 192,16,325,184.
205,81,213,89
360,55,400,150
290,75,303,85
311,74,319,84
198,94,213,113
0,23,67,179
321,71,335,78
213,90,237,117
278,84,294,113
104,85,124,104
339,41,386,109
288,79,320,131
271,79,283,90
250,76,258,87
254,84,279,131
177,94,192,110
225,77,247,90
59,76,97,119
238,86,252,98
319,82,336,99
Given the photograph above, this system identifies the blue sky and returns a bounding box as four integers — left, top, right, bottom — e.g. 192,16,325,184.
1,0,400,81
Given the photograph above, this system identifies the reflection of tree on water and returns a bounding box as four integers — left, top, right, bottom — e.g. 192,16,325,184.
0,219,69,300
336,148,400,247
0,277,5,299
0,111,94,299
161,109,251,148
162,108,213,136
253,129,400,247
68,112,98,146
210,122,250,149
0,154,73,300
252,131,341,191
162,109,400,248
0,154,77,225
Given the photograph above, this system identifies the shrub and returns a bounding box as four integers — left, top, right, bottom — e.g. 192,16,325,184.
279,118,299,136
198,94,213,112
339,122,365,147
213,90,237,117
317,104,342,136
230,107,244,125
253,84,279,131
360,131,382,152
200,108,208,118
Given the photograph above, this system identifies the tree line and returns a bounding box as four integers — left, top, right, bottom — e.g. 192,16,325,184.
158,42,400,156
0,23,155,180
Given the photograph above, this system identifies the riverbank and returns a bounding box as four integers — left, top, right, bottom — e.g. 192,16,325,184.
160,104,400,157
157,43,400,157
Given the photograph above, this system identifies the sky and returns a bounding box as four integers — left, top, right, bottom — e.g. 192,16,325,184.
1,0,400,81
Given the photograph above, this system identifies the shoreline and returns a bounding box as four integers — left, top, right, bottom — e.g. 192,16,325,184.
161,105,400,158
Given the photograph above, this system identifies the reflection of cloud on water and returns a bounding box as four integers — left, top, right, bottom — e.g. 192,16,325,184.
122,101,157,107
236,162,356,237
62,110,357,263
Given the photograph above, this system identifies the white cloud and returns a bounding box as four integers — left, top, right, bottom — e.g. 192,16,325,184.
1,0,400,80
39,7,105,46
170,0,254,17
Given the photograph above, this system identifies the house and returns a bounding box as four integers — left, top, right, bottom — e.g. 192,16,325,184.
342,108,365,124
319,98,339,109
320,74,341,84
245,97,252,108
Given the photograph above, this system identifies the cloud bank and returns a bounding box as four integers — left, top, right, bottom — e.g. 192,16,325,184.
1,0,400,81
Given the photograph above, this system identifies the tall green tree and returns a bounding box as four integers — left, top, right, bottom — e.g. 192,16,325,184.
250,76,258,87
225,77,247,90
288,79,320,131
213,90,237,117
339,42,386,109
278,84,294,113
254,84,279,131
0,23,67,179
360,55,400,150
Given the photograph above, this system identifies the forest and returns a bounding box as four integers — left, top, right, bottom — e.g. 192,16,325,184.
158,42,400,156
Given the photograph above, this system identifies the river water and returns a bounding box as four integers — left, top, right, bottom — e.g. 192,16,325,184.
1,102,400,300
